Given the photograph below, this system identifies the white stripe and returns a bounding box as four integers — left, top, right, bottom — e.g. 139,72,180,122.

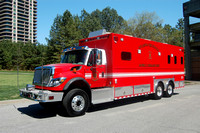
85,73,91,78
99,73,108,78
99,73,103,78
107,72,185,78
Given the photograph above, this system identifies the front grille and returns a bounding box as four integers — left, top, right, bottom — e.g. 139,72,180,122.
33,66,54,86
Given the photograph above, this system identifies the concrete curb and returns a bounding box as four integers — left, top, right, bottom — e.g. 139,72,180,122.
0,98,33,105
185,80,200,86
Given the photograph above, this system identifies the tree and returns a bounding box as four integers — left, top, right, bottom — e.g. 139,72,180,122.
80,9,102,38
47,10,82,64
175,18,184,46
162,18,184,46
127,12,184,46
0,40,47,70
127,11,163,42
79,7,127,38
100,7,126,33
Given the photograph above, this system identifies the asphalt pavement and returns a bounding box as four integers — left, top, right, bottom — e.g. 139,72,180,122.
0,84,200,133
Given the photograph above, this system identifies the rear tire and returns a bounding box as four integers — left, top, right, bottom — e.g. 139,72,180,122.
62,89,89,117
165,83,174,97
153,83,164,100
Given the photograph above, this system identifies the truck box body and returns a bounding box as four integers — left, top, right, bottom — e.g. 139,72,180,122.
80,33,184,99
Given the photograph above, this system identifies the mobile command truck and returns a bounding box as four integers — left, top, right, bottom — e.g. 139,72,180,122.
20,30,185,116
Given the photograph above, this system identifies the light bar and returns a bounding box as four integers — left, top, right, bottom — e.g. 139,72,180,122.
63,46,89,52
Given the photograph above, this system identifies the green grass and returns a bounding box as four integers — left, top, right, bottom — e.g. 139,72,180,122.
0,71,34,101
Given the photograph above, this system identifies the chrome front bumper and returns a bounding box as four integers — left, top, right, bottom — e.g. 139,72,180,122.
19,85,64,102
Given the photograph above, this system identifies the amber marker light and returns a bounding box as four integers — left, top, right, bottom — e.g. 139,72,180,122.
73,68,77,73
60,78,65,83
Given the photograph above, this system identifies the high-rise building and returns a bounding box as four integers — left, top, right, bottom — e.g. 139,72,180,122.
0,0,37,43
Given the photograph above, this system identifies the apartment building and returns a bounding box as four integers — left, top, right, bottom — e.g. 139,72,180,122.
0,0,37,43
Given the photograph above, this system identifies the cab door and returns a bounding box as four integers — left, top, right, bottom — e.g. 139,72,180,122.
85,49,106,88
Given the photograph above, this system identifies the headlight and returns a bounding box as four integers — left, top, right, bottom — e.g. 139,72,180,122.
48,77,66,87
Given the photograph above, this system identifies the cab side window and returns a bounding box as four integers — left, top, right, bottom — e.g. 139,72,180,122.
87,49,102,66
96,50,102,65
87,51,94,66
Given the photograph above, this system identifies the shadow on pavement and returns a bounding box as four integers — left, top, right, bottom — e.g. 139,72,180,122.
88,95,152,113
17,93,179,118
17,104,68,119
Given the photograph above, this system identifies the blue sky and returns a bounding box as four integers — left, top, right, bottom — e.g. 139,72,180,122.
37,0,189,44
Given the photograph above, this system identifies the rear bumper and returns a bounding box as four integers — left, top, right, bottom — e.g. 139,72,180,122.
19,87,64,102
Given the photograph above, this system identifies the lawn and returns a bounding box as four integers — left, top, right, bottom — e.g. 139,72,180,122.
0,71,34,101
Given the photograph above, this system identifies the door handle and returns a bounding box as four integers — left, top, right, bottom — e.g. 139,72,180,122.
102,72,104,77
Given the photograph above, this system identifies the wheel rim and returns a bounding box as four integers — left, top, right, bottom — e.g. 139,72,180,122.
167,85,173,94
71,95,85,112
157,86,163,97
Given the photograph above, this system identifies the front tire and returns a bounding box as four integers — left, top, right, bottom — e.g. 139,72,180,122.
153,83,164,100
62,89,89,117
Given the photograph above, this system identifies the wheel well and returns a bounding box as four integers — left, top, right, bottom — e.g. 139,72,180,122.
63,80,91,102
158,81,164,90
168,80,175,89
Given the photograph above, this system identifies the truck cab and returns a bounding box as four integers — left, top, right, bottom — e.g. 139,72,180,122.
20,45,108,116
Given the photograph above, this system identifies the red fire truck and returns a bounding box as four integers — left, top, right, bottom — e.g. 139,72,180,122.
20,30,185,116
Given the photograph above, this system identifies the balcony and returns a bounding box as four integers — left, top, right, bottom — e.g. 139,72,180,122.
0,30,12,34
0,8,12,13
0,22,12,25
18,14,29,20
17,31,25,35
0,17,12,21
190,41,200,49
0,15,12,20
0,12,12,17
0,35,12,39
18,0,25,5
190,22,200,32
18,4,29,10
17,7,25,12
183,0,200,18
0,24,12,29
0,2,12,7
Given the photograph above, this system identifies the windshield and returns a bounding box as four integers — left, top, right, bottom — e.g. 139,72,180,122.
61,50,88,64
